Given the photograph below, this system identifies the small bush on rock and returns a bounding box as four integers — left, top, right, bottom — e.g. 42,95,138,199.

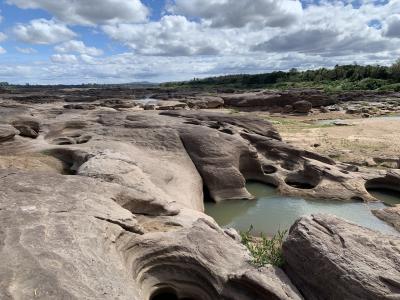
240,226,287,267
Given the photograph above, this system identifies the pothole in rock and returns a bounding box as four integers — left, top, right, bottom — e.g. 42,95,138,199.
44,149,90,175
219,128,234,135
139,264,218,300
205,181,399,236
280,160,298,171
366,178,400,206
201,182,216,203
285,168,321,189
51,133,92,145
150,288,197,300
262,164,277,174
0,154,66,174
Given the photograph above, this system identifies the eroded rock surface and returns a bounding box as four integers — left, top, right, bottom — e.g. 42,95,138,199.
0,171,303,300
373,206,400,232
1,91,399,299
0,124,19,142
283,214,400,300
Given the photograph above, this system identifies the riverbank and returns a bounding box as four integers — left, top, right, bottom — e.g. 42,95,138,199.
260,112,400,168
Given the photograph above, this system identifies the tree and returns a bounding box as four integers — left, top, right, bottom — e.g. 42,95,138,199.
390,59,400,82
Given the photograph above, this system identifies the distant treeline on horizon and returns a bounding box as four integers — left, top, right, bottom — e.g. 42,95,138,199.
2,61,400,91
164,60,400,92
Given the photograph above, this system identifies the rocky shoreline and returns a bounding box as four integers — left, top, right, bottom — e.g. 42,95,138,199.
0,87,399,299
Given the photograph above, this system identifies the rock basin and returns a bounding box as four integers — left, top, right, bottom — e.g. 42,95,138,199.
205,182,399,236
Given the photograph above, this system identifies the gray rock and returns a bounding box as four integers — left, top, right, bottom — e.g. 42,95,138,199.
143,103,157,110
0,171,303,300
64,103,97,110
186,96,225,109
12,118,40,138
320,106,329,113
156,101,188,110
373,206,400,232
283,214,400,300
0,124,19,142
346,107,362,114
0,171,143,300
293,100,312,114
283,105,294,113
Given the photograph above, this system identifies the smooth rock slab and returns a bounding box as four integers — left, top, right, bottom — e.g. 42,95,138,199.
0,124,19,142
373,206,400,232
282,214,400,300
0,171,143,300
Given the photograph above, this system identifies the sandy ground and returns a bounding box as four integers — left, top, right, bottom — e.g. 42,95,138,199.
253,111,400,168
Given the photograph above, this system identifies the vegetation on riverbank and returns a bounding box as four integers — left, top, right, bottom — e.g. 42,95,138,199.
240,226,287,267
164,60,400,92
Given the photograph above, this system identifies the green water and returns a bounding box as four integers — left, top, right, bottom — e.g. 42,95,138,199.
205,182,399,236
368,189,400,206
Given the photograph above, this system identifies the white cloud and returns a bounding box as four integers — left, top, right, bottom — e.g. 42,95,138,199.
7,0,149,25
80,54,96,64
384,15,400,38
169,0,302,28
51,54,78,64
0,32,7,42
16,47,37,54
3,0,400,84
0,32,7,55
13,19,76,44
103,15,229,56
252,1,398,57
55,40,103,56
3,47,400,85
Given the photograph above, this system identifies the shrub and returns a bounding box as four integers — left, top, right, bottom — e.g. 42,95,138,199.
378,83,400,92
240,226,287,267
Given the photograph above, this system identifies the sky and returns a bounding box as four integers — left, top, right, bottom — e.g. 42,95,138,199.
0,0,399,84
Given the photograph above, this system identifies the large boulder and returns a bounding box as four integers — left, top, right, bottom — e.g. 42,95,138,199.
64,103,97,110
0,170,303,300
156,100,188,110
186,96,224,109
221,90,337,110
0,171,143,300
0,124,19,142
282,214,400,300
101,98,135,109
12,118,41,138
293,100,312,114
373,206,400,231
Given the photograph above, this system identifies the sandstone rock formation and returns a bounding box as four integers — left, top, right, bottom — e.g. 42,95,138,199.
11,118,40,138
283,214,400,300
184,96,224,109
0,124,19,142
0,89,399,299
293,100,312,114
0,170,305,300
221,90,337,111
373,206,400,231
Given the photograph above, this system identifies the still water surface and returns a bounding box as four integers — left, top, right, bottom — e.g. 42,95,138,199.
205,182,399,236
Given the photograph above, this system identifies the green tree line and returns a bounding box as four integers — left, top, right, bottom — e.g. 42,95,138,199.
164,60,400,91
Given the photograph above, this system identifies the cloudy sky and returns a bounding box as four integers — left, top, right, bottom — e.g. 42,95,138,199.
0,0,399,84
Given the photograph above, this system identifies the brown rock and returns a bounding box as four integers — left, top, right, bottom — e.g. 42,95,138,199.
293,100,312,114
0,124,19,142
12,118,40,138
283,214,400,300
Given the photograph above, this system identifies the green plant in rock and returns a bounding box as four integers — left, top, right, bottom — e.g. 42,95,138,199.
240,225,287,267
